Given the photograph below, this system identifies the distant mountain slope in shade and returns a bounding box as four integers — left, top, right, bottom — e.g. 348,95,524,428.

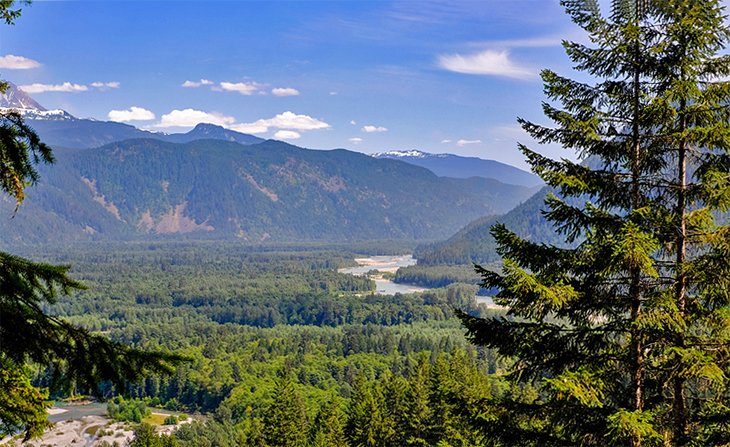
0,139,540,244
161,123,264,145
414,187,562,265
26,120,265,149
372,150,543,187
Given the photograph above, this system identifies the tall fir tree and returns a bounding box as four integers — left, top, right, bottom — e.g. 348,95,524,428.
263,370,308,447
345,376,394,447
309,396,348,447
458,0,730,446
0,2,183,440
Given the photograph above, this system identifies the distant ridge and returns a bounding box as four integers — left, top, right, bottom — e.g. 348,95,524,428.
372,150,542,187
0,139,540,244
0,82,265,148
162,123,264,146
414,187,559,266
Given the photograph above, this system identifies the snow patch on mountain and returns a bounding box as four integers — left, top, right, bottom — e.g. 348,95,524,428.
0,107,76,121
372,150,430,158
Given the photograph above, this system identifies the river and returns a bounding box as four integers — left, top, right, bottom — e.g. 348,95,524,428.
338,255,428,295
339,254,497,306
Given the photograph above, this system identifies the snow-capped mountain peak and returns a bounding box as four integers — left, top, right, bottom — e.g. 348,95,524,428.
371,149,430,158
0,107,76,121
1,81,46,110
0,81,77,121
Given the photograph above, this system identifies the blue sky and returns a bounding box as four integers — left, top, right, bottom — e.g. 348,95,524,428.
0,1,603,168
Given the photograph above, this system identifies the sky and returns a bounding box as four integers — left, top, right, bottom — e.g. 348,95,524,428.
0,0,655,169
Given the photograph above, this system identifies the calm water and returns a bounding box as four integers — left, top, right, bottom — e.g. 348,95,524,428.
47,402,107,423
340,255,500,306
339,255,427,295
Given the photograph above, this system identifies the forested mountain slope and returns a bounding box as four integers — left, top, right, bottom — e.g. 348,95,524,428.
26,120,265,149
1,138,539,244
414,187,561,265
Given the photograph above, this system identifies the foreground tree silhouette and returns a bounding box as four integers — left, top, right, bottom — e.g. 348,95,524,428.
459,1,730,446
0,3,183,441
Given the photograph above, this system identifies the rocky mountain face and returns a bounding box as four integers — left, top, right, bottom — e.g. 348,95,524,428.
0,81,47,110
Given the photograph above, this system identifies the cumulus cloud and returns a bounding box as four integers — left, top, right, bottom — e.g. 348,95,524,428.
438,50,535,80
182,79,214,88
151,108,330,136
349,137,363,144
154,108,236,128
350,120,357,125
457,139,482,146
233,111,330,134
362,125,388,133
231,122,269,134
0,54,41,69
19,82,89,93
219,81,262,95
108,106,156,122
274,130,301,140
91,81,120,90
271,87,300,97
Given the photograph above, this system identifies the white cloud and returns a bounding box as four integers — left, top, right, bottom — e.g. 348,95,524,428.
272,87,300,97
441,139,452,144
350,120,357,125
274,130,301,140
349,137,363,144
231,122,269,134
329,91,338,96
219,81,262,95
362,125,388,133
154,108,236,128
19,82,89,93
438,50,535,80
91,81,120,90
457,139,482,146
233,111,330,134
182,79,214,88
0,54,41,69
108,106,155,122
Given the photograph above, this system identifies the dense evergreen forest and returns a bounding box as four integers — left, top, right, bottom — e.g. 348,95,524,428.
4,0,730,445
16,242,510,446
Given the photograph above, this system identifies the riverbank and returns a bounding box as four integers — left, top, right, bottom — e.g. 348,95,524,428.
339,255,428,295
1,402,192,447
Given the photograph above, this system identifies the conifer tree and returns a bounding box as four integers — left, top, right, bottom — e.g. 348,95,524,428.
0,2,183,440
129,423,163,447
404,357,433,446
458,1,730,446
345,377,394,447
263,371,308,447
309,397,348,447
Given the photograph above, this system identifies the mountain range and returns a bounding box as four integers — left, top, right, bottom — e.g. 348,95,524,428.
0,83,544,245
373,150,542,187
1,138,540,244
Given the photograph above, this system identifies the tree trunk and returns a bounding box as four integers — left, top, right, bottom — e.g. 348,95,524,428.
672,98,688,446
